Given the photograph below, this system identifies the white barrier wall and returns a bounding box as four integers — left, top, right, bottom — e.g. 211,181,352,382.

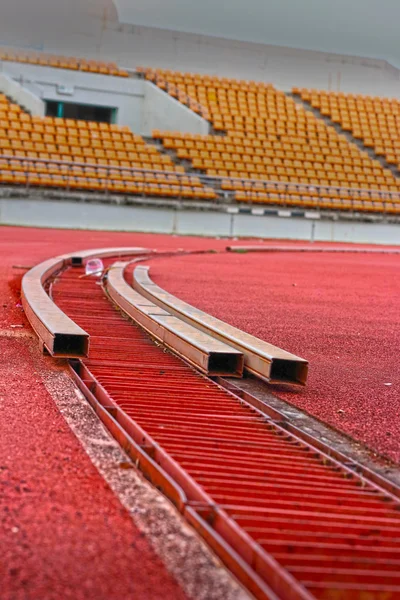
1,197,400,245
141,82,209,136
0,72,45,115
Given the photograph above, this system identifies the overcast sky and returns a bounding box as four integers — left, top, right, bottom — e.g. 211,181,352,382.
115,0,400,65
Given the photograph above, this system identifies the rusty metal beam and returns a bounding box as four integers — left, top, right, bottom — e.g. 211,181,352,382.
68,247,153,266
21,247,148,357
21,256,89,357
133,265,308,386
106,262,244,377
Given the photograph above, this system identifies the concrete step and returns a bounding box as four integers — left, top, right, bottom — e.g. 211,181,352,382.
143,136,184,165
139,136,226,199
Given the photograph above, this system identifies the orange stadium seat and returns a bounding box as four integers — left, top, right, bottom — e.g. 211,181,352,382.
294,87,400,172
139,67,400,212
0,48,129,77
0,94,213,201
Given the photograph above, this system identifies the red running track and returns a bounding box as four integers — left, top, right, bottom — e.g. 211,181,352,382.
150,251,400,463
0,337,188,600
3,225,395,330
0,226,228,330
1,225,399,597
0,226,226,600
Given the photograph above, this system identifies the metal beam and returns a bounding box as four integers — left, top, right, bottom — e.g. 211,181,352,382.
21,247,148,357
133,265,308,386
106,262,244,377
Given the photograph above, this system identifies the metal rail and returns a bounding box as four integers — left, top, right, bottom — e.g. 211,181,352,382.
106,261,244,377
1,154,400,214
133,265,308,386
51,262,400,600
216,377,400,500
21,247,148,357
21,255,89,357
226,245,400,254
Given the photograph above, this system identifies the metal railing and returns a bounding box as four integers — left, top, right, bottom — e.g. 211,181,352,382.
1,154,400,214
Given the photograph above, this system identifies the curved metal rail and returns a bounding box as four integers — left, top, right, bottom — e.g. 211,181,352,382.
21,247,148,357
106,261,244,377
226,245,400,254
133,265,309,386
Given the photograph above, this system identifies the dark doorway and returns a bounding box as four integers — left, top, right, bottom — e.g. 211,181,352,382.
45,100,116,123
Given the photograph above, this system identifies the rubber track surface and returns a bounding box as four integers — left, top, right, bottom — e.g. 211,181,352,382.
150,251,400,463
53,263,400,600
0,338,188,600
2,225,398,600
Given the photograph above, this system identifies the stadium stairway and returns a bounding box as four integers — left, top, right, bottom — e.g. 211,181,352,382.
1,62,400,214
144,135,204,176
0,91,217,202
145,67,400,214
290,91,400,180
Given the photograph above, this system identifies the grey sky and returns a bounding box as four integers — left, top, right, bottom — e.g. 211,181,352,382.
115,0,400,65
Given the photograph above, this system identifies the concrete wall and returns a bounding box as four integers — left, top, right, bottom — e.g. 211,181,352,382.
1,62,145,132
1,62,211,136
1,197,399,245
115,0,400,71
2,0,400,99
64,26,399,98
97,24,400,98
3,0,400,75
95,26,400,98
141,82,209,136
0,72,45,115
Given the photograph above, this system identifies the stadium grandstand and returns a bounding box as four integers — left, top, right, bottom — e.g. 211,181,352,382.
1,1,400,600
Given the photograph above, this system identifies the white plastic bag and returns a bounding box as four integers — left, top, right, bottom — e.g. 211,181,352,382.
85,258,104,277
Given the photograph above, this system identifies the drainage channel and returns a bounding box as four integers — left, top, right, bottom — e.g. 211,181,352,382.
52,262,400,600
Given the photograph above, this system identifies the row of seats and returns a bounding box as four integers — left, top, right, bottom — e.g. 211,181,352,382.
0,94,214,199
139,67,273,90
144,68,399,207
0,169,215,198
0,95,186,172
2,162,397,210
154,130,397,189
0,158,195,182
234,190,400,213
153,149,397,194
0,49,129,77
0,153,179,171
154,130,375,156
294,88,400,169
220,179,400,199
